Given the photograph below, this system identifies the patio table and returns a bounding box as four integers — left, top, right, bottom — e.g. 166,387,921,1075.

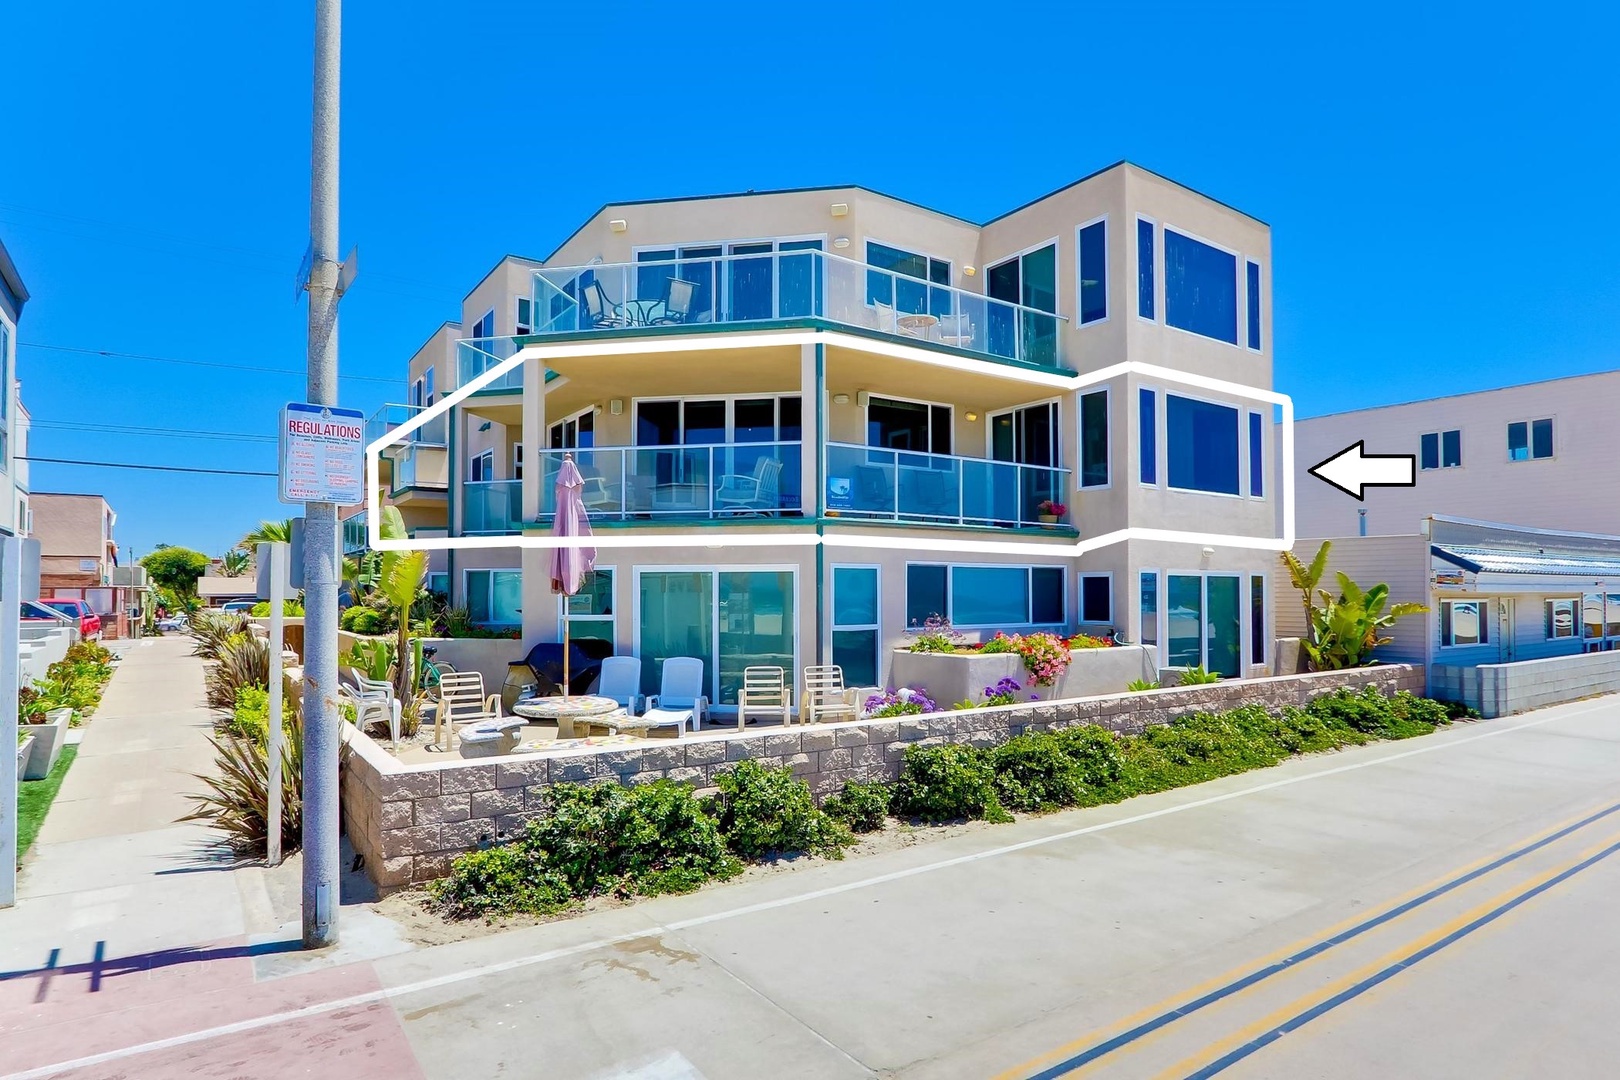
896,312,939,340
511,694,624,739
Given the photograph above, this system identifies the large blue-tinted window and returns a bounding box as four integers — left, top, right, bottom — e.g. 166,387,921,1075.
1165,230,1237,345
1080,389,1109,487
1137,219,1155,319
1246,261,1261,350
1139,388,1157,484
906,564,948,627
1248,411,1264,496
1078,220,1107,324
1167,395,1240,495
951,566,1030,625
868,242,951,317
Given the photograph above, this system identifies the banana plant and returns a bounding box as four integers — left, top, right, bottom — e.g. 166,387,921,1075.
377,503,428,703
1303,572,1427,670
221,548,252,578
1280,541,1332,649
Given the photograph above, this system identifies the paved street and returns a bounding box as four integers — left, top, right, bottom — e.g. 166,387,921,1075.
4,643,1620,1078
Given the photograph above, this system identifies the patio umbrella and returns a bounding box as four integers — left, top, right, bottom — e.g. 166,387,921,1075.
549,453,597,699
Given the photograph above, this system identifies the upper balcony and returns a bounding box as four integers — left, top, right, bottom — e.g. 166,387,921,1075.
522,250,1070,371
456,337,524,394
366,402,449,450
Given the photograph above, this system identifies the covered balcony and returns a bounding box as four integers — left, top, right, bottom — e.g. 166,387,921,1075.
525,249,1069,370
534,442,803,521
823,444,1067,529
391,442,448,501
462,479,523,535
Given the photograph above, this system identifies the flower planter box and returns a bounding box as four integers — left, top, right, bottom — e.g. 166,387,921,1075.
16,734,34,778
890,644,1160,705
23,707,74,780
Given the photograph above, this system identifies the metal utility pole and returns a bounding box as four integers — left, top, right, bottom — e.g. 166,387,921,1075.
301,0,342,949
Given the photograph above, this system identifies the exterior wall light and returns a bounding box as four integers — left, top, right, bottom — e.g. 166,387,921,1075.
609,398,624,415
609,219,628,233
963,266,977,277
832,393,851,405
832,236,851,249
965,411,979,422
830,202,849,217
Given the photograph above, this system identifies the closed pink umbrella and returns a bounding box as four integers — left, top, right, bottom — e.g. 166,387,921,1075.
550,454,597,699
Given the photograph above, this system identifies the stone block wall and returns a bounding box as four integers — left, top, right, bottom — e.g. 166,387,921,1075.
1433,651,1620,718
341,664,1425,891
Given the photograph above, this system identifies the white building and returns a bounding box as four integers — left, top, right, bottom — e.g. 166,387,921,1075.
0,236,29,541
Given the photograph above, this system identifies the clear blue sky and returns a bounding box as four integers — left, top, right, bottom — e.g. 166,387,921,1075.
7,1,1617,561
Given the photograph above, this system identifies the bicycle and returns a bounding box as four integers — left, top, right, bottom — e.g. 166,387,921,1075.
418,645,457,701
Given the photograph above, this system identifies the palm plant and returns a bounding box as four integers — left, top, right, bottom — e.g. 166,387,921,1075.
189,611,252,659
1280,541,1332,648
377,504,427,702
183,704,304,856
1303,573,1427,671
204,633,270,708
221,548,251,578
241,519,293,548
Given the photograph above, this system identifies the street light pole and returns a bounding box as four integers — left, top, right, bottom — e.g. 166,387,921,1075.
302,0,342,949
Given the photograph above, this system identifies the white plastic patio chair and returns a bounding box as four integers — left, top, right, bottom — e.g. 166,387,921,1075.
737,666,791,730
340,683,401,749
640,657,708,735
595,655,643,715
935,311,973,349
802,665,859,724
434,670,504,750
714,457,783,515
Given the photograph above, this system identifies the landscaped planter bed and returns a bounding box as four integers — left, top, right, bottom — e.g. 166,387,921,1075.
889,644,1158,706
22,707,73,781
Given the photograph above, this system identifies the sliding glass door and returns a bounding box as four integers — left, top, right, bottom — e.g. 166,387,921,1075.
1165,573,1243,678
637,569,798,708
986,243,1058,365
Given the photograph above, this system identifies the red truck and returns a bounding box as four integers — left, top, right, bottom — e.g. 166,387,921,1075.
39,598,102,640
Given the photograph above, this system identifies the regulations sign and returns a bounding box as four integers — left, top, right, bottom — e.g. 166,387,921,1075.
279,402,365,505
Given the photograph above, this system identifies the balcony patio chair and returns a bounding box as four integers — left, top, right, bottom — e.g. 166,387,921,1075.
581,280,631,329
650,278,698,325
936,311,973,349
715,457,783,515
874,300,916,338
595,655,643,716
802,665,860,724
637,657,708,736
906,466,958,519
340,669,401,749
737,666,791,730
856,464,892,513
580,474,619,514
433,670,505,751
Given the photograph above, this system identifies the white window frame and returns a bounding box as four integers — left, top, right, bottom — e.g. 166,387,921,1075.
863,236,954,311
547,404,596,449
1075,214,1109,327
1138,383,1162,488
1135,215,1158,324
984,236,1063,316
1506,417,1555,462
1161,224,1243,350
463,567,523,626
829,563,883,687
515,295,532,335
1163,390,1245,499
1077,386,1111,490
409,376,425,408
513,443,524,481
1439,598,1491,649
1245,409,1266,500
1162,570,1251,674
630,235,828,315
471,308,496,341
1077,572,1113,625
863,393,954,456
1244,259,1263,353
984,397,1063,465
1545,597,1578,641
905,562,1067,629
424,365,435,404
558,565,615,640
469,449,494,482
1138,567,1161,659
631,563,801,711
631,394,803,446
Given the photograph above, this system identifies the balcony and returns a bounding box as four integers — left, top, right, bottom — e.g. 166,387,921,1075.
534,442,803,521
393,443,448,495
342,511,368,554
824,443,1069,529
457,336,524,393
524,249,1069,370
366,403,448,450
463,479,523,535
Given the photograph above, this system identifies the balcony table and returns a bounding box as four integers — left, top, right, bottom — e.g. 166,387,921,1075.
653,481,708,513
511,694,624,739
896,312,939,340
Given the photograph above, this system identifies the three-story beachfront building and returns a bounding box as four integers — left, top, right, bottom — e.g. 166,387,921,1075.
376,162,1286,712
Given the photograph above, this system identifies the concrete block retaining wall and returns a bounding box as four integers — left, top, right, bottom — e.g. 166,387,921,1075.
1432,651,1620,718
340,664,1425,891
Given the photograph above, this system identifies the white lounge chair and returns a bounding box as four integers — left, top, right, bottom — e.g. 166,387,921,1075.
935,310,973,349
341,668,401,748
639,657,708,736
737,665,791,729
715,457,783,515
803,665,860,724
434,670,505,751
595,655,643,715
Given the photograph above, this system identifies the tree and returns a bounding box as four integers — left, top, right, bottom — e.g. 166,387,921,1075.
140,546,210,599
241,519,292,548
1280,541,1333,648
377,505,427,702
221,549,251,578
1302,574,1427,670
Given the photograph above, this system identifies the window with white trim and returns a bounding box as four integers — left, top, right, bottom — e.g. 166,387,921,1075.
471,308,495,340
515,296,532,334
1165,229,1237,345
466,569,522,625
1079,389,1109,488
1440,600,1489,647
1078,573,1112,624
1077,218,1107,325
906,564,1065,627
469,449,494,482
832,566,880,688
561,568,614,644
1545,598,1577,640
1507,418,1553,461
866,241,952,316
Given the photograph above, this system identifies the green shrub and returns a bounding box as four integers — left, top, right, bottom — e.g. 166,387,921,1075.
227,685,294,741
189,611,252,660
704,761,853,858
992,732,1088,812
892,743,1011,823
1127,679,1160,692
430,845,575,919
1051,725,1131,798
1178,666,1222,686
1303,687,1445,741
250,600,304,617
977,633,1017,654
822,781,892,833
1442,699,1481,721
204,632,270,708
182,701,305,857
1068,633,1113,649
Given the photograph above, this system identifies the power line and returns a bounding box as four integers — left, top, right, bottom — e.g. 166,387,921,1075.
21,456,277,477
18,341,401,386
28,419,278,444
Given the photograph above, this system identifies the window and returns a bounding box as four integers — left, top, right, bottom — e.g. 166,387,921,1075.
1251,575,1266,665
907,564,1064,627
1077,219,1107,325
466,569,522,625
1245,260,1261,351
1440,600,1489,647
426,572,449,597
1167,395,1240,495
513,444,524,481
1164,229,1238,345
1545,598,1578,640
990,401,1058,468
1137,218,1155,320
549,407,594,450
469,450,494,482
1248,411,1265,497
562,568,614,643
1139,388,1157,484
516,297,532,334
471,308,495,341
1508,418,1553,461
1078,574,1111,624
1079,389,1109,487
986,242,1059,365
832,566,880,688
867,396,952,455
409,376,425,408
424,365,435,405
866,241,951,317
1140,572,1158,646
1420,429,1462,470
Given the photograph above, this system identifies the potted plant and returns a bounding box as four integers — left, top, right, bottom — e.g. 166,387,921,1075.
1036,499,1067,526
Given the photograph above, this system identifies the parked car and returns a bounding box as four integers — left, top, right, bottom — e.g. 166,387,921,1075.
220,600,258,615
21,600,75,627
157,612,189,632
40,599,102,640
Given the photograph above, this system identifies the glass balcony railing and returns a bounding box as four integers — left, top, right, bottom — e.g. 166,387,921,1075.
365,402,448,449
462,479,523,535
824,442,1069,528
456,337,524,392
342,512,368,554
534,442,803,521
525,249,1069,369
393,444,447,493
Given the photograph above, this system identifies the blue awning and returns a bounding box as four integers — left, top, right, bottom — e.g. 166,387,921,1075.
1432,544,1620,578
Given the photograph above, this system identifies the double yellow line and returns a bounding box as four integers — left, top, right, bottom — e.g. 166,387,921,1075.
996,799,1620,1080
